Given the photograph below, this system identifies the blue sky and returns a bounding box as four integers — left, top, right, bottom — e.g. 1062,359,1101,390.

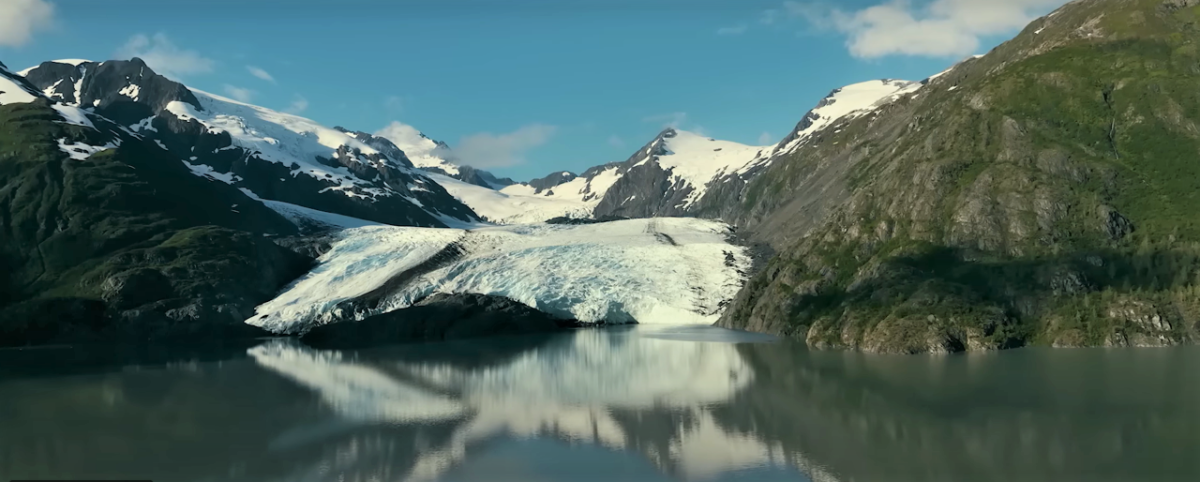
0,0,1065,181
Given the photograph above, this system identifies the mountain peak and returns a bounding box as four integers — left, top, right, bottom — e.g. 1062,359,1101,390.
774,78,919,155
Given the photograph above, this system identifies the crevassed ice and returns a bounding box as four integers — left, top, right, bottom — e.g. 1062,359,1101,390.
247,218,751,332
247,225,466,332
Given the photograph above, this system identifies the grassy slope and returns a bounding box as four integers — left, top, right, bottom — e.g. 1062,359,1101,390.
719,0,1200,352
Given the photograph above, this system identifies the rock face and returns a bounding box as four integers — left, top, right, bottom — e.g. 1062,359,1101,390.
716,0,1200,352
20,59,482,228
526,170,577,192
300,293,570,348
0,93,310,346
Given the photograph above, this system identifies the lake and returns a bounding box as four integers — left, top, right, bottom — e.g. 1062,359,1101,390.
1,325,1198,482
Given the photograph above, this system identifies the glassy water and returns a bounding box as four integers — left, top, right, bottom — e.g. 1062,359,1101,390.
2,325,1199,482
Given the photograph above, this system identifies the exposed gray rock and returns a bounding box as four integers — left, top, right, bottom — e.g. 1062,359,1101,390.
527,170,577,193
301,293,572,348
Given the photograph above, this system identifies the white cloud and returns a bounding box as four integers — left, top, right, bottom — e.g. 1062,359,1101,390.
374,121,429,150
787,0,1068,59
449,124,557,169
0,0,54,47
222,85,255,102
607,135,625,148
717,24,748,36
247,65,275,83
115,33,214,80
284,96,309,114
643,112,689,129
758,132,774,145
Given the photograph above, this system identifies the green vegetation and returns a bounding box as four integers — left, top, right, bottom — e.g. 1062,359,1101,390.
721,0,1200,352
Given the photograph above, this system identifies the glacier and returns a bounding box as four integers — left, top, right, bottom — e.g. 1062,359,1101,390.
246,217,751,333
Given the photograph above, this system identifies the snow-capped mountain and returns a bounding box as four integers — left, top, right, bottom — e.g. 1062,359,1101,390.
587,128,775,219
463,128,776,223
371,122,516,189
772,79,921,156
19,58,482,229
489,80,924,223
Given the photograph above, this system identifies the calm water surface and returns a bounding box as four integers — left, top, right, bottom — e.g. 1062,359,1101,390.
1,325,1198,482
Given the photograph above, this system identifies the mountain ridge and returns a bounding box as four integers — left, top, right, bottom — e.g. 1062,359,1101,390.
716,0,1200,353
19,58,483,230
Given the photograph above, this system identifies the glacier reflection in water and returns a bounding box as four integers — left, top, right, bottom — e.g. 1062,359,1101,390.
3,326,1200,482
247,326,803,482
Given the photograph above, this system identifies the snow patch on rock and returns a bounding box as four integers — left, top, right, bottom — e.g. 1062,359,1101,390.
165,90,405,201
656,130,773,207
58,138,120,160
777,79,919,155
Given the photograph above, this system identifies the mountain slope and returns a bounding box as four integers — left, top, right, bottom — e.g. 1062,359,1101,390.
0,62,309,346
20,59,482,229
590,129,774,219
514,79,921,224
718,0,1200,352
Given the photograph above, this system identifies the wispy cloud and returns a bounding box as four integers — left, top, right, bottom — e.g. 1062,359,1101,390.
375,121,428,150
643,112,689,129
115,33,214,80
760,9,780,25
717,24,748,36
758,132,774,145
0,0,54,47
222,84,255,102
782,0,1068,59
448,124,558,169
607,135,625,148
284,96,309,114
247,65,275,83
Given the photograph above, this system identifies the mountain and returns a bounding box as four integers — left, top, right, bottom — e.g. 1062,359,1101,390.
501,80,923,224
0,61,310,346
339,77,921,227
19,58,482,229
488,128,775,223
717,0,1200,352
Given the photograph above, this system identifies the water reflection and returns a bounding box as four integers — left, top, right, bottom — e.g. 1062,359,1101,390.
246,328,777,481
2,327,1199,482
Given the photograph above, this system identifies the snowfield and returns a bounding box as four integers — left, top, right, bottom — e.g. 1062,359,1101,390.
167,91,404,201
427,173,594,224
247,218,750,332
650,129,774,207
776,79,920,155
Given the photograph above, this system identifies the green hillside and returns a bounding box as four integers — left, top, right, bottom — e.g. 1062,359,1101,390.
719,0,1200,352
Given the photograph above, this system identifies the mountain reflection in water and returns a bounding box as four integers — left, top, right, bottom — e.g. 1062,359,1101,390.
1,325,1199,482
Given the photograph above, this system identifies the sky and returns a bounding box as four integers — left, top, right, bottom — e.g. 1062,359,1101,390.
0,0,1068,181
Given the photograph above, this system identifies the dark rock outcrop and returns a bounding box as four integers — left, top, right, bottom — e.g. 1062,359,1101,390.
301,293,572,348
527,170,577,193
